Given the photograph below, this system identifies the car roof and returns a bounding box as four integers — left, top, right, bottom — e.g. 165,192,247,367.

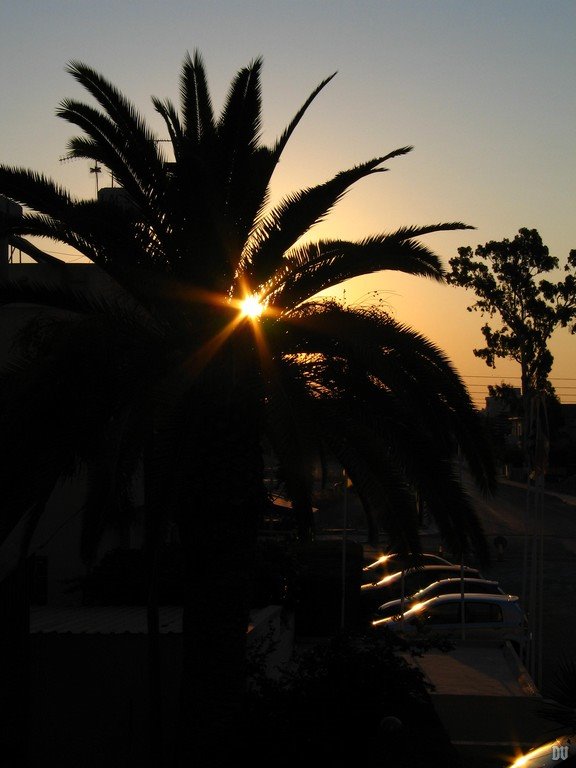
420,577,500,589
373,593,524,627
377,580,504,610
422,593,519,605
392,564,480,579
362,564,481,590
363,552,451,570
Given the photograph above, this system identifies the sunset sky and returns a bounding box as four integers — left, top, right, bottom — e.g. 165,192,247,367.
1,0,574,406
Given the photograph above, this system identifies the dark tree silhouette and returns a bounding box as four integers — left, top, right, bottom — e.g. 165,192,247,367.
448,229,576,400
0,53,494,765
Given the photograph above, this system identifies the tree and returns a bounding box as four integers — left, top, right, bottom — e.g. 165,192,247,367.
448,229,576,398
448,228,576,469
0,53,495,765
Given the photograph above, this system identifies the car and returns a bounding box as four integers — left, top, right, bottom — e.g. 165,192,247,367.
375,577,506,618
360,564,482,611
505,735,575,766
372,593,529,650
362,552,452,583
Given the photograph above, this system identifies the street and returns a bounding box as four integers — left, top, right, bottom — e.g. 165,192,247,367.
461,476,576,699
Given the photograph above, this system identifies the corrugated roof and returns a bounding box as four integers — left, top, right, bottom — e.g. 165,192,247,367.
29,606,271,635
30,606,183,634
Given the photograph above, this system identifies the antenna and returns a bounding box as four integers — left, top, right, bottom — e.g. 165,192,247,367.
59,154,105,198
58,138,171,197
89,162,102,195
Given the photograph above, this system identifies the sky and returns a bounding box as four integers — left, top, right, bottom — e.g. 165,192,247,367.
1,0,575,407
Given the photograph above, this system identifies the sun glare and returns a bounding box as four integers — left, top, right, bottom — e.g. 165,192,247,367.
241,295,264,319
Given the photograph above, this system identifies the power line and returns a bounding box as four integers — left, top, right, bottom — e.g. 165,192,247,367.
462,375,576,381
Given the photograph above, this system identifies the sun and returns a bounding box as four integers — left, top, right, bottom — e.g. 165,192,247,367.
241,295,264,318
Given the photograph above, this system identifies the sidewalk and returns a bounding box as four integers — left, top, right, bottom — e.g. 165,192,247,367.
498,477,576,507
408,641,555,768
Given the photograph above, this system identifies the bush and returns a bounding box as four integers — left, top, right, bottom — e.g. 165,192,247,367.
245,629,462,766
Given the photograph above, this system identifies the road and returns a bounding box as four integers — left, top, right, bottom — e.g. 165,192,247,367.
319,476,576,764
321,474,576,697
462,476,576,699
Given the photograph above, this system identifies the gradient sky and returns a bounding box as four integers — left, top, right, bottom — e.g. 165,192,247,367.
1,0,575,406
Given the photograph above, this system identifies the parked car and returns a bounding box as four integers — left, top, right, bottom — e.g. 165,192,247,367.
375,577,506,618
505,734,575,766
360,564,482,611
372,593,528,651
363,552,452,583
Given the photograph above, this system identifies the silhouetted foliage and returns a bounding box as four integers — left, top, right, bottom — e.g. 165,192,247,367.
0,52,495,763
246,631,461,766
540,655,576,735
448,229,576,397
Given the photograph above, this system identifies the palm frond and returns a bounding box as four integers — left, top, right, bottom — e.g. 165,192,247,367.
12,212,100,263
229,71,339,254
15,207,159,280
274,302,495,495
0,278,164,336
262,366,318,538
64,61,166,177
152,97,185,161
241,149,412,290
317,407,422,550
215,57,268,250
269,72,338,164
57,102,170,239
0,166,75,221
217,57,263,159
278,339,490,558
180,50,215,145
265,223,473,308
233,71,338,238
539,656,576,732
274,354,419,550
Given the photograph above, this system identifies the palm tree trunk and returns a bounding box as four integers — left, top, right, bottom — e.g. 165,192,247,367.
144,449,163,768
177,483,261,765
175,343,264,766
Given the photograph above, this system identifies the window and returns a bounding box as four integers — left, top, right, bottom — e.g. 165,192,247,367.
424,602,461,624
473,582,494,594
465,602,503,623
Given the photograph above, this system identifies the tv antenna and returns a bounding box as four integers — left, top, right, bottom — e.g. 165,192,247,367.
59,155,112,197
59,139,171,197
89,162,102,195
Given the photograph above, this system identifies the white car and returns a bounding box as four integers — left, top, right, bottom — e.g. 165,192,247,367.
363,552,452,578
372,593,528,650
505,735,575,766
361,564,483,608
375,577,505,618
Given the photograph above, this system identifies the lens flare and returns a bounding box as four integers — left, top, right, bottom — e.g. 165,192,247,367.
241,295,264,318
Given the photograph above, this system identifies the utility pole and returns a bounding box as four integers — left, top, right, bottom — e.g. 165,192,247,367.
522,393,548,688
340,469,349,630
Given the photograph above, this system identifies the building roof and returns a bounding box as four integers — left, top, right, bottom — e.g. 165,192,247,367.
30,605,184,634
29,605,274,635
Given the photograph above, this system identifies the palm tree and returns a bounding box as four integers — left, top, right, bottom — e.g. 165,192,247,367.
0,53,494,765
